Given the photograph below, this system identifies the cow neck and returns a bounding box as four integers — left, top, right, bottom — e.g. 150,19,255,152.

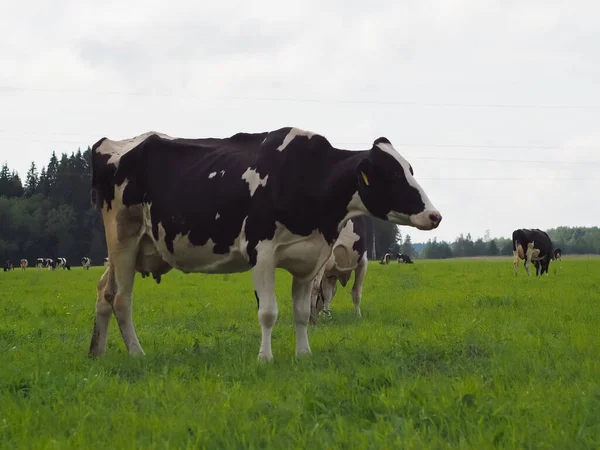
320,148,370,232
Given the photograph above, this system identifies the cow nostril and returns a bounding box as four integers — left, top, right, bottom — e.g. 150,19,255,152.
429,213,442,224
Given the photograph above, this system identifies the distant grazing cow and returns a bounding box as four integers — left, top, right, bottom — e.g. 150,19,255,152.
55,257,70,270
103,257,109,266
3,260,13,272
379,253,391,264
553,248,562,262
310,217,368,323
512,228,554,276
20,259,28,270
36,258,45,270
81,257,92,270
44,258,54,270
88,126,441,361
397,253,414,264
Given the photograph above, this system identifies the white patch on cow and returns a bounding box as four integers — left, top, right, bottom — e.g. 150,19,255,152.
152,223,250,274
96,131,176,168
208,172,217,179
340,192,369,229
215,212,220,220
268,221,332,281
327,220,361,285
276,128,315,151
241,168,269,196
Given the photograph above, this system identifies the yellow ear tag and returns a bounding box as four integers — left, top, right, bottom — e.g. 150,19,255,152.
361,171,370,186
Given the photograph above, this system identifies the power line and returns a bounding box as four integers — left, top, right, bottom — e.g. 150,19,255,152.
1,85,598,110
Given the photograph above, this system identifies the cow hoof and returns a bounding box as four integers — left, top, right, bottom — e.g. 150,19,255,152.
295,348,312,358
257,352,273,363
128,347,146,357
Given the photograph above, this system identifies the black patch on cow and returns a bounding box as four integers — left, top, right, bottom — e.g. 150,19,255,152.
356,144,425,221
350,216,367,259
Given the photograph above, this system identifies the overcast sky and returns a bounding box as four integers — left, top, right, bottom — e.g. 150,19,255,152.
1,0,599,243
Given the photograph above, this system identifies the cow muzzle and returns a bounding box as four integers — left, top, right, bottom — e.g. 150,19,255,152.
410,210,442,230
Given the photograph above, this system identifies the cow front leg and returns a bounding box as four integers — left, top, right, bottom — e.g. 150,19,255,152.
252,263,277,362
292,276,313,357
351,254,368,318
111,250,144,356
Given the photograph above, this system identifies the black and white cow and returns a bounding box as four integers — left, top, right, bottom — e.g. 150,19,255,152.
397,253,414,264
103,257,109,266
379,253,391,264
36,258,45,270
81,257,92,270
20,259,28,270
3,260,13,272
512,228,554,276
553,248,562,262
88,127,442,361
55,257,70,270
310,217,368,323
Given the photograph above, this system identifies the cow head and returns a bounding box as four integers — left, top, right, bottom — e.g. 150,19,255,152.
356,137,442,230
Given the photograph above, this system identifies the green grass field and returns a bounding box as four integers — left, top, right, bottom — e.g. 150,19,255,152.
1,258,599,449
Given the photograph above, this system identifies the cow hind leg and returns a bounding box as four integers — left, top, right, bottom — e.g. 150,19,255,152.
252,262,278,362
111,249,145,356
512,251,520,277
88,267,116,357
292,276,313,357
351,254,368,318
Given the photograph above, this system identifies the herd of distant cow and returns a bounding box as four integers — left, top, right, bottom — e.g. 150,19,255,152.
3,256,109,272
0,126,568,361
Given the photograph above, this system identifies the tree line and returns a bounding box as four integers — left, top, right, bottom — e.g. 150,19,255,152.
0,150,107,266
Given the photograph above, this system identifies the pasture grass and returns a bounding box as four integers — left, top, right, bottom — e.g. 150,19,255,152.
1,258,599,449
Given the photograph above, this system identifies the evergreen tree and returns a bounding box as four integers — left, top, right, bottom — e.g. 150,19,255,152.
24,162,39,197
401,234,414,257
487,239,499,256
37,167,50,196
0,162,10,197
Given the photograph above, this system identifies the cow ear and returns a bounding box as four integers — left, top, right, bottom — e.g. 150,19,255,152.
357,158,374,188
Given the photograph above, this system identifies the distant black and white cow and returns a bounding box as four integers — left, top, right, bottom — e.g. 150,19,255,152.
81,257,92,270
55,257,70,270
310,217,368,323
397,253,414,264
3,260,13,272
103,257,109,266
512,228,554,276
20,259,28,270
379,253,391,264
88,127,442,361
553,248,562,262
36,258,45,270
